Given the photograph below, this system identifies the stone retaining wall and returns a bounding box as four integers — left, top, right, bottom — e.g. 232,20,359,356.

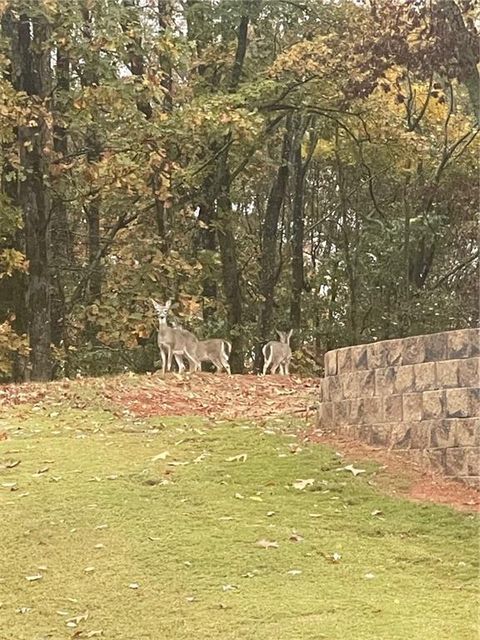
317,329,479,486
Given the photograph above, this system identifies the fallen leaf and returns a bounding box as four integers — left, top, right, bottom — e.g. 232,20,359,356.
16,607,31,614
26,574,42,582
266,511,276,517
151,451,169,462
289,532,304,543
292,478,314,490
338,464,366,477
249,496,263,502
106,475,118,480
222,584,238,591
185,596,195,602
255,539,279,549
371,509,383,516
1,482,17,490
234,493,244,499
84,566,95,573
95,524,108,530
364,572,376,579
37,466,50,474
226,454,247,463
5,460,21,468
128,583,140,589
287,569,302,576
66,611,89,627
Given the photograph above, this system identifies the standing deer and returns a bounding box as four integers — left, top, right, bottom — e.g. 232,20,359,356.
262,329,293,375
150,299,200,374
171,335,232,374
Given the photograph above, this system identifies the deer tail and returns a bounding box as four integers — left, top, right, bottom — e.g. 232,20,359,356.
223,341,232,358
262,343,271,361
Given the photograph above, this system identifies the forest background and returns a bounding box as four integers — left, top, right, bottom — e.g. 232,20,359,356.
0,0,478,381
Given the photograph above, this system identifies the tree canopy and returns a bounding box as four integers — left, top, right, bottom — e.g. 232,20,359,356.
0,0,478,381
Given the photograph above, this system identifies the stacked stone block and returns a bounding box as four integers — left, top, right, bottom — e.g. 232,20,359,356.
318,329,479,485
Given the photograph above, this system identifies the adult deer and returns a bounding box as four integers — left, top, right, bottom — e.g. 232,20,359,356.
150,299,200,374
262,329,293,375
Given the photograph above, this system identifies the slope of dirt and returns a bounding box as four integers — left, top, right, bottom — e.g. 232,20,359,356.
0,372,478,512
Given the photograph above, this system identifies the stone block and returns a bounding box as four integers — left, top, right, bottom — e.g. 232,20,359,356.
351,345,368,370
390,423,412,449
454,418,480,447
318,402,334,428
337,347,352,373
403,393,423,421
426,448,446,474
333,400,350,426
349,399,362,424
465,447,480,476
328,375,343,402
375,367,396,396
447,329,479,360
424,332,448,362
394,365,415,394
325,350,337,376
422,390,446,420
370,423,391,446
435,360,459,389
385,340,403,366
367,342,388,370
384,395,403,422
342,373,357,400
360,397,383,424
413,362,436,392
457,358,479,388
318,379,326,403
402,336,426,365
342,425,358,440
430,420,455,448
445,448,468,476
356,424,373,444
410,423,431,449
446,387,480,418
343,371,374,399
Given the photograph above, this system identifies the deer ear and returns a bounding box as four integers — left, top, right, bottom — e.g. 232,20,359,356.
287,329,293,340
275,329,282,338
165,299,172,310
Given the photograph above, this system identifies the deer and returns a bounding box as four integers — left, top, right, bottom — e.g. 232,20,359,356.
150,299,200,374
262,329,293,375
169,323,231,374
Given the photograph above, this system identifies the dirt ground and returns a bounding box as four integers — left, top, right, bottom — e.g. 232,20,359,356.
1,372,478,512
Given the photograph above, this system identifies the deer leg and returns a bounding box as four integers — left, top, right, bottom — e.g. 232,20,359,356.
174,353,185,373
185,351,200,373
211,358,223,373
166,345,174,372
284,358,290,375
159,346,167,375
262,354,271,375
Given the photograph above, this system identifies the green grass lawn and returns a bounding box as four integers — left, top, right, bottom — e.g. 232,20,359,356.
0,406,478,640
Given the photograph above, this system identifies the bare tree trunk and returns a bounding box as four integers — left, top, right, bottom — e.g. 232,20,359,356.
15,12,53,380
255,123,292,370
0,10,29,380
81,6,102,307
50,45,71,351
